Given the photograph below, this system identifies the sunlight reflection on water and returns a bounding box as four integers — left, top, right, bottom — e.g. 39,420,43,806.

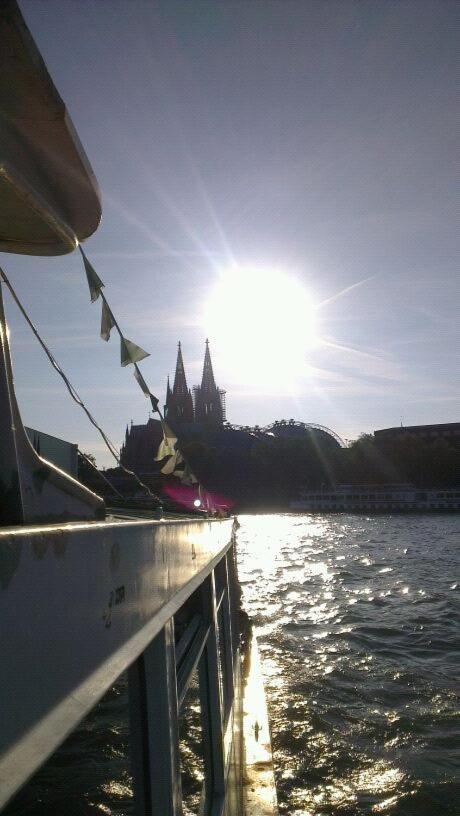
237,513,460,816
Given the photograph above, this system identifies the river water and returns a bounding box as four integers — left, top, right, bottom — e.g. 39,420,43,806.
237,513,460,815
5,514,459,815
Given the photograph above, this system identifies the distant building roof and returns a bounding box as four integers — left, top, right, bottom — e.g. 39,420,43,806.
374,422,460,443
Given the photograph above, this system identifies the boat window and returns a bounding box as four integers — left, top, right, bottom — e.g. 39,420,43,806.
179,667,206,815
1,673,133,815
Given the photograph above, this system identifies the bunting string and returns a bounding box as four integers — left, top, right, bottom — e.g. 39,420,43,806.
79,244,203,494
155,419,199,486
79,451,125,499
80,247,104,302
79,247,158,412
0,266,160,501
78,246,201,493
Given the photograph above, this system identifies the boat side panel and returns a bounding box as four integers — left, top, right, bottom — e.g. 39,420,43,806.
0,517,232,808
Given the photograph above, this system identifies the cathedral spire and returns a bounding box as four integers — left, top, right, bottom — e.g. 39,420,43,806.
173,341,189,396
201,338,216,392
193,339,226,425
165,341,194,424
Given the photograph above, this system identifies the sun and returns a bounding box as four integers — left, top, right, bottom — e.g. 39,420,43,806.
203,266,317,390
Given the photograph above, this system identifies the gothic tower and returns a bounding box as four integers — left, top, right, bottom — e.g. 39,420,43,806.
193,339,226,425
165,342,194,424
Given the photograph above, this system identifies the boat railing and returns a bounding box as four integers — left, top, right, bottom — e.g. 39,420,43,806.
0,514,244,815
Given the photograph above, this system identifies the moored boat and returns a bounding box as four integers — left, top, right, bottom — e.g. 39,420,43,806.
290,483,460,513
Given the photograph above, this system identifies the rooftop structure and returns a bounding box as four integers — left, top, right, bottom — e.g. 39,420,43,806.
374,422,460,447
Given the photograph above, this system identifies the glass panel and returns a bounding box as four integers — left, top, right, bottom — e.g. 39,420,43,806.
179,667,206,816
3,674,133,816
218,599,235,724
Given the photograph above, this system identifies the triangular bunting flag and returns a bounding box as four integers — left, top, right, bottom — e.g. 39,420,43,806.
180,464,198,485
155,421,178,461
133,366,150,396
162,420,177,442
80,247,104,302
161,450,183,475
100,300,116,341
156,440,174,461
120,337,150,367
172,455,186,473
133,367,159,412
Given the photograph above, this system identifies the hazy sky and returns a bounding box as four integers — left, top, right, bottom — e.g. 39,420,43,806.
4,0,459,465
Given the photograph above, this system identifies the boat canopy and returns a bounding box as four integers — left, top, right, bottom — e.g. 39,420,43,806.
0,0,101,256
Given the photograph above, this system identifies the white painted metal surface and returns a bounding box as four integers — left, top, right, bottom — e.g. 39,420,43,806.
0,516,233,808
0,1,101,255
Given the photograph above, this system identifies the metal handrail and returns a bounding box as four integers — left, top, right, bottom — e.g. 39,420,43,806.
0,516,242,815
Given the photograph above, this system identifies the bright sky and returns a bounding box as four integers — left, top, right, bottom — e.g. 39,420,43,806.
3,0,459,466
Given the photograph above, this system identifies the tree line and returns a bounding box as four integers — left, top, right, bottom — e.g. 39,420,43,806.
182,432,460,510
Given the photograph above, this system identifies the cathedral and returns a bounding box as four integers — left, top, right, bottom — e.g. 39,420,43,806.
120,341,226,474
165,339,226,427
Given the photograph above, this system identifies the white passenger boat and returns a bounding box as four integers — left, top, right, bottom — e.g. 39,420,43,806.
290,483,460,513
0,3,277,813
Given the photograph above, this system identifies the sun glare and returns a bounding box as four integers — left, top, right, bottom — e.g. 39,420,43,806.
203,266,317,390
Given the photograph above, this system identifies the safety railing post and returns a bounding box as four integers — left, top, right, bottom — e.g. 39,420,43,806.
199,571,226,809
221,553,235,717
226,538,242,657
128,619,182,816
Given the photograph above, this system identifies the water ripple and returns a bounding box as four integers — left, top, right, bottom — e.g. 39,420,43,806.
237,513,460,815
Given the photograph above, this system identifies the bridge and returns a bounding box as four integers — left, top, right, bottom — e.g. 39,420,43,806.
222,418,346,448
